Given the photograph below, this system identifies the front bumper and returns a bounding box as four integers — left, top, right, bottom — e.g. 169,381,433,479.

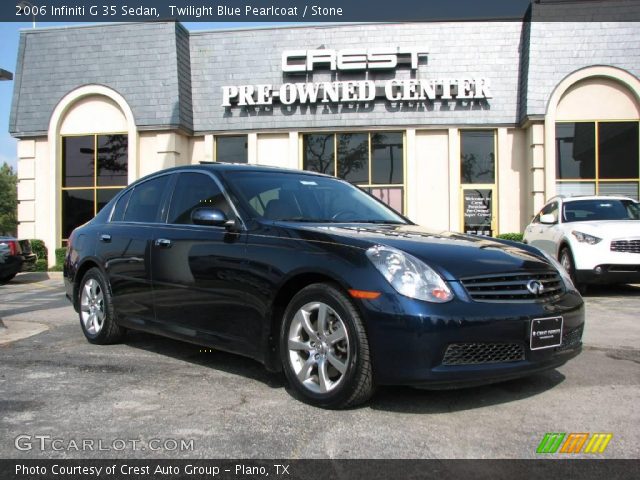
19,253,37,272
359,288,584,386
576,265,640,285
0,253,37,277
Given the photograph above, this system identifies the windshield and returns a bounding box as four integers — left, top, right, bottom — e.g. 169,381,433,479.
562,199,640,222
224,171,407,224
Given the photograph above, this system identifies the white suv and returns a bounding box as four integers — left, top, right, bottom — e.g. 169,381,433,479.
523,196,640,290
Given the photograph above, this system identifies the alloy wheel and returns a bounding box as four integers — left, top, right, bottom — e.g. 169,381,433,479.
287,302,350,394
80,278,105,335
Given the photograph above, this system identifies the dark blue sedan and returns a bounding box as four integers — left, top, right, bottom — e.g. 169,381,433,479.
64,164,584,408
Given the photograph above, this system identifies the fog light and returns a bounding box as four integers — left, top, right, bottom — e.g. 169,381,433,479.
594,266,603,275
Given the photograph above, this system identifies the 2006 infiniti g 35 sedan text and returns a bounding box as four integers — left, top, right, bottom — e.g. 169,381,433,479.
64,164,584,408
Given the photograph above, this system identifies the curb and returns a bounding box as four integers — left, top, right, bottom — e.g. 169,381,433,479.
0,319,49,345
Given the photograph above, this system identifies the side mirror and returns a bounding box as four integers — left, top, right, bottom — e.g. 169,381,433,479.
539,213,556,225
191,207,228,226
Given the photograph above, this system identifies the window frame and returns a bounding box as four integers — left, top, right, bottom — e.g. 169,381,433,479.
108,170,246,230
60,132,128,243
555,120,640,199
299,130,407,214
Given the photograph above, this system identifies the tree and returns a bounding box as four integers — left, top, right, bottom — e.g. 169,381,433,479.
0,162,18,236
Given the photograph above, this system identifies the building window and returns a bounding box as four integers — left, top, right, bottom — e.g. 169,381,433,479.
556,121,640,200
460,130,495,184
302,132,404,213
216,135,248,163
61,134,128,241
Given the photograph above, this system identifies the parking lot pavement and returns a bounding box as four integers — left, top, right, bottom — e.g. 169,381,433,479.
1,273,638,459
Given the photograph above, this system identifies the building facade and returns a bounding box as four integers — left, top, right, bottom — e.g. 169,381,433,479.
9,10,640,265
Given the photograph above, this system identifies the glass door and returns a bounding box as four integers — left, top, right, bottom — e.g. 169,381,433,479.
461,186,496,236
459,130,497,236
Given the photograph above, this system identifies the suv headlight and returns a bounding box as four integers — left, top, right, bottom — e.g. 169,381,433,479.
572,230,602,245
365,245,453,303
540,250,575,291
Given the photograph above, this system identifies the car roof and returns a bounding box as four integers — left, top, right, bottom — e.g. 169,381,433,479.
561,195,635,203
133,162,332,184
546,195,636,205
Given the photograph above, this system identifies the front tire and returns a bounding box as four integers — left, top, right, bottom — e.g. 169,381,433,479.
78,268,125,344
280,283,374,409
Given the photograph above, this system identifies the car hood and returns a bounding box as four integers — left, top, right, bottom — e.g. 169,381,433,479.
565,220,640,238
284,223,553,280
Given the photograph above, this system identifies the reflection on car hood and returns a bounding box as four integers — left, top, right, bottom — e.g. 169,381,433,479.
564,220,640,238
286,223,553,280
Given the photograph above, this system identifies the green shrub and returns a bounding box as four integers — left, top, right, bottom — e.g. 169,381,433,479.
496,232,524,243
50,247,67,271
30,239,48,263
34,259,48,272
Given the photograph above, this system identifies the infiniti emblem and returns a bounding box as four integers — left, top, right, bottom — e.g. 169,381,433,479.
527,280,544,295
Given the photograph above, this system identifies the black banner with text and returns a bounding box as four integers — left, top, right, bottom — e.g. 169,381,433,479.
4,0,640,23
1,459,639,480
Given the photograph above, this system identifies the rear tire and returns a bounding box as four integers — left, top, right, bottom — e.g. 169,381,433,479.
78,268,125,344
280,283,374,409
559,247,587,295
0,273,17,284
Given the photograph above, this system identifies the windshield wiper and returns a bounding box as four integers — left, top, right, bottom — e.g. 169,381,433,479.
278,218,337,223
345,219,406,225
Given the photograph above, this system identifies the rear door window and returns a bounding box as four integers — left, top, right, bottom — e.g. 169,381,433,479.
123,175,170,223
111,189,132,222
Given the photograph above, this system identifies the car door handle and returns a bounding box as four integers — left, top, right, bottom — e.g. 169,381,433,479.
99,234,111,243
155,238,172,248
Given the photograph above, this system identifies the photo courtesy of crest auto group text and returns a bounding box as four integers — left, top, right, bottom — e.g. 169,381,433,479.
0,1,639,479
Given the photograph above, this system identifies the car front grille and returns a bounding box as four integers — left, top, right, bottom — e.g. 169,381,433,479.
610,239,640,254
442,342,525,366
460,271,564,302
556,324,584,352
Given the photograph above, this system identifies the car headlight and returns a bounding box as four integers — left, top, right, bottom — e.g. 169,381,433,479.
365,245,453,303
540,250,576,291
572,230,602,245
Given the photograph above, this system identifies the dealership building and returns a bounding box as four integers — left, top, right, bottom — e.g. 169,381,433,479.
8,3,640,265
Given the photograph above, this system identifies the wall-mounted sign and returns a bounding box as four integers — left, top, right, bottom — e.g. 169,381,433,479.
282,47,428,72
222,78,492,106
463,189,493,236
221,46,492,108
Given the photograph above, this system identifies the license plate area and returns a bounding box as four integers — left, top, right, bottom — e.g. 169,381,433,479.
530,316,563,350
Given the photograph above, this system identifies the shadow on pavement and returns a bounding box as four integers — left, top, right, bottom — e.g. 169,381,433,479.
582,283,640,298
124,330,286,389
123,330,566,413
369,370,565,413
10,272,55,284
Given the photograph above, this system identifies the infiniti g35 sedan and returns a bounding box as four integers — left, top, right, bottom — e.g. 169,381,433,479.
64,164,584,408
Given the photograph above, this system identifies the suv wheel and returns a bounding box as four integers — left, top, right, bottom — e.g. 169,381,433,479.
78,268,125,344
280,283,374,409
559,247,587,294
